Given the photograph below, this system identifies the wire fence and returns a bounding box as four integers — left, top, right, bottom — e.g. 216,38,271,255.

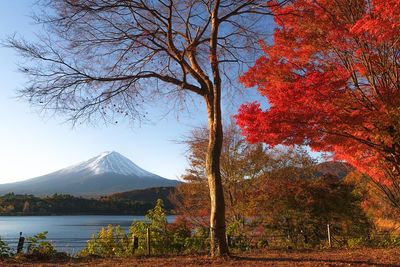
2,237,88,255
1,225,396,256
1,233,289,255
0,232,323,256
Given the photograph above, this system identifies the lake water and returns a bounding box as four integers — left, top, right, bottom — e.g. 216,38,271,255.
0,215,175,254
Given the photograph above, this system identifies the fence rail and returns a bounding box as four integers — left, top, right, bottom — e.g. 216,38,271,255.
2,225,392,256
1,232,280,255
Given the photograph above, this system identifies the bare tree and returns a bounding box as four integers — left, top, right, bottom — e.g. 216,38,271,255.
6,0,287,256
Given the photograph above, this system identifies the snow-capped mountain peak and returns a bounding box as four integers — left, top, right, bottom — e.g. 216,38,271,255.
60,151,153,176
0,151,178,196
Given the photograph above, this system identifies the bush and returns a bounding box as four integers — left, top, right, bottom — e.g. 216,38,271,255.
79,225,132,257
26,231,56,257
79,199,210,257
378,233,400,247
128,199,209,255
0,237,11,258
80,199,170,257
181,226,209,254
347,232,400,248
130,199,170,254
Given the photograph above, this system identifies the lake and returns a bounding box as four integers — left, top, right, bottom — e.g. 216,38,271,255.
0,215,175,254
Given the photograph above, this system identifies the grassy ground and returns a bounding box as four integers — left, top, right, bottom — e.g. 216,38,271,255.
2,248,400,266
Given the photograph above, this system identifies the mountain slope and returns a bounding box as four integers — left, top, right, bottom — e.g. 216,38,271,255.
0,152,179,196
315,161,354,179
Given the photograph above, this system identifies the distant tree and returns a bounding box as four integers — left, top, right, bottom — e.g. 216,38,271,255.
22,201,30,213
172,121,270,233
0,193,168,215
236,0,400,210
252,155,371,247
345,171,400,233
6,0,289,256
175,141,370,247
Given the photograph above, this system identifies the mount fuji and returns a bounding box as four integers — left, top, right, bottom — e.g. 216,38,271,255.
0,151,179,196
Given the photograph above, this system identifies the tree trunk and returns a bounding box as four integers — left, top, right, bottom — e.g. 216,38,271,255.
205,91,228,257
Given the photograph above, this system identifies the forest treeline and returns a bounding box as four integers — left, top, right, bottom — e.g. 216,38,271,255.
169,122,400,249
0,187,175,215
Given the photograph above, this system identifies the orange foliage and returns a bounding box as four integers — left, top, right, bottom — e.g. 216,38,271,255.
345,171,400,234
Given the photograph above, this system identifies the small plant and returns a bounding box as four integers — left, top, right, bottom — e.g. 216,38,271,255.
372,232,400,248
79,225,132,257
26,231,56,256
182,226,209,254
80,199,212,257
128,199,170,255
79,200,169,257
0,236,11,258
346,231,400,248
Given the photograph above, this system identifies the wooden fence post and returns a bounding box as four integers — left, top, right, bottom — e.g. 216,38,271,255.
146,228,151,256
17,232,25,254
132,235,138,255
327,224,332,248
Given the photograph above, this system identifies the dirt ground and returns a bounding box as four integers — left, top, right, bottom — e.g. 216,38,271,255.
2,248,400,267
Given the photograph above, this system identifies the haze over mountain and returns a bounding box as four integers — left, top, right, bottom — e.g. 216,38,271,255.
0,151,179,196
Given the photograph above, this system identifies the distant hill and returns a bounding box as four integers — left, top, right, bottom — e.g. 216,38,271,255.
106,186,176,210
0,151,179,196
0,187,176,215
316,161,354,179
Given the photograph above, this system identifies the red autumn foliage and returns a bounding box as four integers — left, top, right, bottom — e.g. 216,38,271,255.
237,0,400,207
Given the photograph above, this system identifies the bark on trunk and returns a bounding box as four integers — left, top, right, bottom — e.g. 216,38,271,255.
205,0,228,256
205,92,228,257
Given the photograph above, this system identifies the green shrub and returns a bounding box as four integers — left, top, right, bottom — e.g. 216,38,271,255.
80,199,170,257
0,237,11,258
347,231,400,248
26,231,56,256
347,237,365,248
79,199,211,257
380,234,400,247
130,199,170,254
79,224,132,257
181,227,209,254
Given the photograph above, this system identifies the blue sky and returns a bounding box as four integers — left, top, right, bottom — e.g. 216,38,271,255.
0,1,265,183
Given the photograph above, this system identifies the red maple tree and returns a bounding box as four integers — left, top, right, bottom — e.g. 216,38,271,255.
236,0,400,208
